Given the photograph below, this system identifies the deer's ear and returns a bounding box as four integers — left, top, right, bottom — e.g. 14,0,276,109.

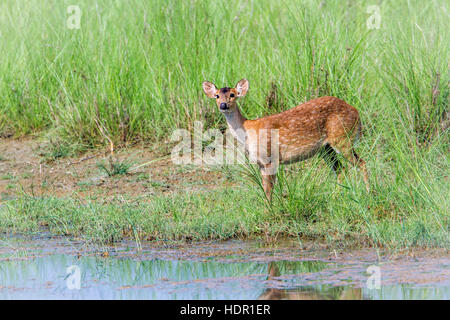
235,79,249,97
202,81,217,98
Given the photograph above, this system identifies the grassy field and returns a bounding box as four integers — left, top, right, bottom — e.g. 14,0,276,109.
0,0,448,248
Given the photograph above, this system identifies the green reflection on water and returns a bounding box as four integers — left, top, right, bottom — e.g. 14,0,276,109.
0,254,447,299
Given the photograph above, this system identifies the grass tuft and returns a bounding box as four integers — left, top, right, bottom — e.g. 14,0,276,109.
97,158,133,177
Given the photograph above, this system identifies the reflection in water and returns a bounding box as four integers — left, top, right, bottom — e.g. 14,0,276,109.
258,262,362,300
0,254,447,299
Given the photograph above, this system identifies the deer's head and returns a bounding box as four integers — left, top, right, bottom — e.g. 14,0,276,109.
202,79,249,113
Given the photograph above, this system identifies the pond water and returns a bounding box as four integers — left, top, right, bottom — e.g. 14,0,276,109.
0,235,448,300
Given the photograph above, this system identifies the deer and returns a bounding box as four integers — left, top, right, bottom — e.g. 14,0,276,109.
202,79,369,201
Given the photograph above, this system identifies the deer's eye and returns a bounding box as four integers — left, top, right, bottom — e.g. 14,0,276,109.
230,93,235,98
215,95,219,99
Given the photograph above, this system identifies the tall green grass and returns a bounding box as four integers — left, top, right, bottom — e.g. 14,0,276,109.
0,0,447,144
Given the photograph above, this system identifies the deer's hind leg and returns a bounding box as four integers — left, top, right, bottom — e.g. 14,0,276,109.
351,150,369,192
319,143,343,176
328,140,370,192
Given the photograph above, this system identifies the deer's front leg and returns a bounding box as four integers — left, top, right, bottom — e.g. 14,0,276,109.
260,166,276,202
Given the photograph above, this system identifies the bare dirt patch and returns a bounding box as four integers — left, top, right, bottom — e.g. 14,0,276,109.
0,136,231,201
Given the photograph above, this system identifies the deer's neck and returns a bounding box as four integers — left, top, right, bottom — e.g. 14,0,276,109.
224,106,247,144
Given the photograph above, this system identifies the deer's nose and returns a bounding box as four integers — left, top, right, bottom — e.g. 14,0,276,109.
220,103,228,110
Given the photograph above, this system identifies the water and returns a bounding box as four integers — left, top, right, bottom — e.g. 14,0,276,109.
0,235,448,300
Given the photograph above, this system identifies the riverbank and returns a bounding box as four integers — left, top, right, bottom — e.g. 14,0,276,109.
1,137,448,248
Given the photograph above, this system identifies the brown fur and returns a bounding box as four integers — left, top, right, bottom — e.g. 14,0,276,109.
202,79,369,201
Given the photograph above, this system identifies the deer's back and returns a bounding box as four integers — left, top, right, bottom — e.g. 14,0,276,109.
243,96,361,163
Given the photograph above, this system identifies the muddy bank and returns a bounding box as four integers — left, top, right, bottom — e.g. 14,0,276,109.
0,137,228,200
